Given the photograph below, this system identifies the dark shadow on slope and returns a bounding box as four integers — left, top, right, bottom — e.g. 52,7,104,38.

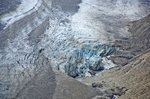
0,0,21,16
52,0,81,13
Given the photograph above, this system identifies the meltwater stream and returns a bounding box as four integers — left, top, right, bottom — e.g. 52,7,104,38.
38,0,149,78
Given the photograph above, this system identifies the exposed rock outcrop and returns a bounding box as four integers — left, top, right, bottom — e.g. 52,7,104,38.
111,14,150,66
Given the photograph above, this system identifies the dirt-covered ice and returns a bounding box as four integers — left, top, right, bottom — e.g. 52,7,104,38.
38,0,150,77
0,0,41,27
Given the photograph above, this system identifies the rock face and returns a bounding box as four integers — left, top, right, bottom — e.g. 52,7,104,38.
111,14,150,66
110,14,150,99
94,50,150,99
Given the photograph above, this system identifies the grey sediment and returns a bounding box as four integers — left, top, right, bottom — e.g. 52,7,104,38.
52,0,82,13
0,0,21,16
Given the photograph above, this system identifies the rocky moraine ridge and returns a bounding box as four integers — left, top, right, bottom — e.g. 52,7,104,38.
0,0,150,99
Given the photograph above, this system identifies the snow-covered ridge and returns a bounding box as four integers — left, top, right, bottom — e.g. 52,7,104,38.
1,0,42,28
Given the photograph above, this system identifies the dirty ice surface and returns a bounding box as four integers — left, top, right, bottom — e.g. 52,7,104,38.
0,0,41,27
1,0,149,78
38,0,150,78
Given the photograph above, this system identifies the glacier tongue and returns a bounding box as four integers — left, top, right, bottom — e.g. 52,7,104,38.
38,8,117,78
1,0,150,98
38,0,150,77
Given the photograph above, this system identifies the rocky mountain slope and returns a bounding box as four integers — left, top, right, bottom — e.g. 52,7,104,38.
78,14,150,99
0,0,150,99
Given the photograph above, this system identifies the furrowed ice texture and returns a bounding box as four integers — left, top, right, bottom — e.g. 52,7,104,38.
0,0,51,98
0,0,150,98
